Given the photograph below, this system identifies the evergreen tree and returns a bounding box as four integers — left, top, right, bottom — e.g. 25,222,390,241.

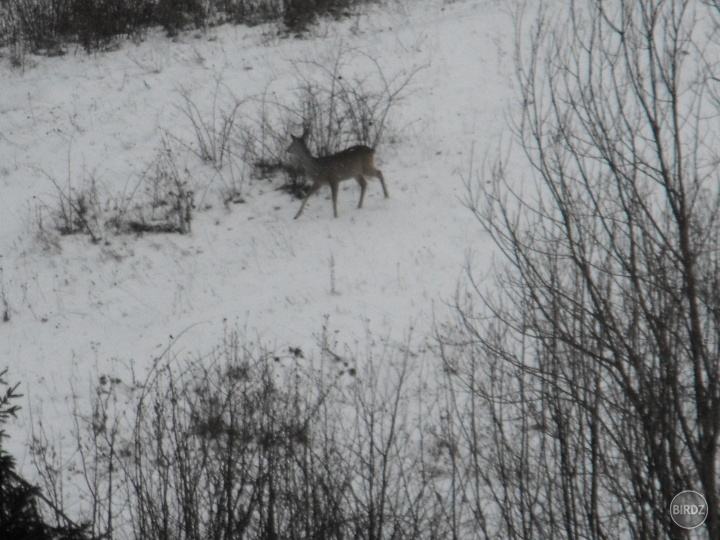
0,369,90,540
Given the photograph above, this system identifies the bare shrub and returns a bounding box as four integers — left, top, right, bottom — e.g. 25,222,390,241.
39,171,103,243
0,0,153,54
0,0,382,54
155,0,206,36
71,0,153,52
239,46,421,198
283,0,376,32
30,325,447,539
120,329,438,539
36,138,194,242
110,139,194,234
290,47,420,154
238,87,293,180
0,0,71,55
176,82,245,171
125,334,322,539
164,80,254,207
32,140,105,243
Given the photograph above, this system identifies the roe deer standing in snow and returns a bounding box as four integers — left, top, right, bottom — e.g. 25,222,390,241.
287,129,389,219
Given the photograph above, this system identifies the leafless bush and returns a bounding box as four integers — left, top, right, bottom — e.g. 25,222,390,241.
110,139,194,234
0,0,71,55
0,0,380,54
120,329,440,539
283,0,376,32
37,139,194,242
167,81,255,207
39,171,103,243
176,82,245,171
438,1,720,538
240,46,421,198
34,143,107,243
237,87,293,181
31,325,447,539
0,0,153,54
290,47,420,154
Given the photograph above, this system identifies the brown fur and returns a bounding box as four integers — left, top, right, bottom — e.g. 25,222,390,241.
287,130,389,219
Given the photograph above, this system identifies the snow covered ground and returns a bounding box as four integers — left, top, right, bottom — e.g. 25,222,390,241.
0,0,514,467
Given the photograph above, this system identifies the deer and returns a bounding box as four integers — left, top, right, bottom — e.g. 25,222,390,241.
286,129,389,219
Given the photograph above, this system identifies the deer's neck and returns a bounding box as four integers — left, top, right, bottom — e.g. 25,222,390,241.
295,145,321,177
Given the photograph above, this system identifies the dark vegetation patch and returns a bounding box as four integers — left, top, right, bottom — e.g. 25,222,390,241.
0,0,378,55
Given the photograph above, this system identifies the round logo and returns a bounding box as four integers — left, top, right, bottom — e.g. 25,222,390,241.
670,490,707,529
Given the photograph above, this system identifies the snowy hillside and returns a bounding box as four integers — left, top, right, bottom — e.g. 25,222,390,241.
5,0,718,537
1,0,511,457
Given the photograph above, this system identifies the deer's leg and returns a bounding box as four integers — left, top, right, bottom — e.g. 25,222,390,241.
375,170,389,198
294,181,322,219
330,179,339,218
356,175,368,208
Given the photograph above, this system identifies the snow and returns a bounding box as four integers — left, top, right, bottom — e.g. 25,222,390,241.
0,0,513,467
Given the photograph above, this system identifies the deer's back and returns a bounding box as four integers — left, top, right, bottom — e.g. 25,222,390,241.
317,145,376,176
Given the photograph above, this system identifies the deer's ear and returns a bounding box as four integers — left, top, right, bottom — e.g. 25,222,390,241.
301,127,310,140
